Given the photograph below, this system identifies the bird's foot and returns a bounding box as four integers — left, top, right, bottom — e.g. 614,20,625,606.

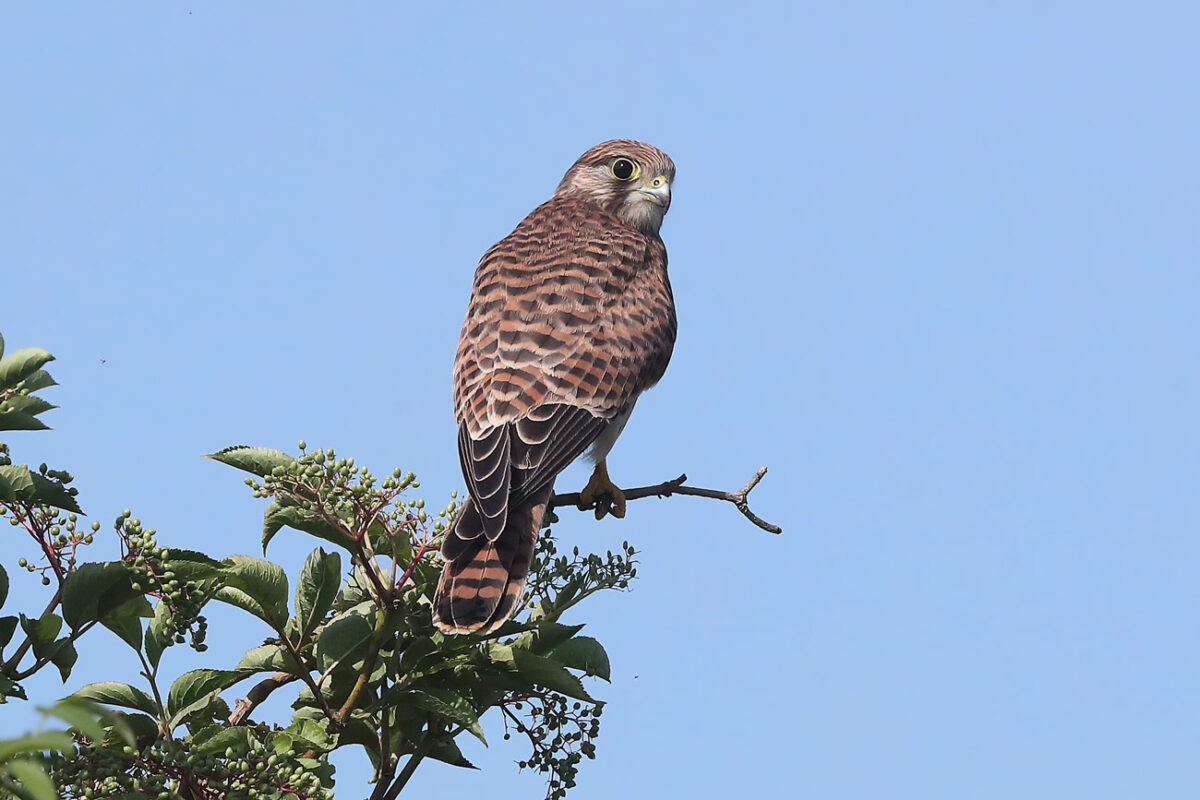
579,460,626,520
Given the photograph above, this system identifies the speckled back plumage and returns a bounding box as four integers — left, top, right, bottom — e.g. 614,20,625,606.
434,140,678,635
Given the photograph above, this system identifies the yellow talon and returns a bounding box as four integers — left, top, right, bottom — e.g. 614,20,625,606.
579,460,626,520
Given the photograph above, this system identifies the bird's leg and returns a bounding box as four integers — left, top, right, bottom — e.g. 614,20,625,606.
579,459,627,520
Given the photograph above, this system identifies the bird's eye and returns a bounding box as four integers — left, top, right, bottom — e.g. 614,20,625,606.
611,158,638,181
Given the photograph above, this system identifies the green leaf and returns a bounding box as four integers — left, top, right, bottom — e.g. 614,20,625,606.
423,735,478,769
190,725,256,756
28,472,81,513
206,445,295,477
0,732,73,761
102,713,157,748
513,620,585,655
99,596,152,653
166,669,244,727
39,698,106,740
0,411,49,431
316,601,376,671
235,644,300,674
0,674,27,701
0,348,54,392
144,600,171,670
498,648,597,703
406,689,486,745
295,548,341,640
549,635,611,681
220,555,289,628
0,564,7,608
0,616,18,651
14,369,56,393
4,758,57,800
71,681,159,716
49,639,78,681
61,561,139,629
161,548,224,580
262,499,348,553
0,465,35,501
213,586,268,624
20,613,62,646
284,717,334,751
3,395,56,418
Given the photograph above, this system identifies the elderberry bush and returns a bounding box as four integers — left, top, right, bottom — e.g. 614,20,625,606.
0,334,640,800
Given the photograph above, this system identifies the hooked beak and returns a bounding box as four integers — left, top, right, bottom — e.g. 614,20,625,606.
637,175,671,210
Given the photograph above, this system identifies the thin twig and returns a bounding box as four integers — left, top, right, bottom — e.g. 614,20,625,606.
228,672,298,725
1,586,63,675
550,467,782,534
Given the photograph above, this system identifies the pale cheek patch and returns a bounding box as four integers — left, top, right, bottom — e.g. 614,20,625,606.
620,198,666,235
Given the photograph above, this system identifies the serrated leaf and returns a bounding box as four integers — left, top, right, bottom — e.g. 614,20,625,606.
296,548,341,640
509,649,596,702
423,735,478,769
316,601,376,671
406,689,486,745
262,499,348,553
15,369,56,393
61,561,138,629
285,717,334,751
28,472,82,513
220,555,289,628
513,621,585,655
0,563,8,608
0,348,54,392
0,411,49,431
70,681,158,716
0,465,35,501
166,669,244,728
3,395,56,417
549,635,611,681
206,445,295,477
162,548,224,577
4,758,57,800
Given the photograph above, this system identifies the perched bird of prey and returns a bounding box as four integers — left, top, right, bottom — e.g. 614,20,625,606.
433,140,678,635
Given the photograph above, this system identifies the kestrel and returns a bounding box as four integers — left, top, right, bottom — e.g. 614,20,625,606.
433,140,678,635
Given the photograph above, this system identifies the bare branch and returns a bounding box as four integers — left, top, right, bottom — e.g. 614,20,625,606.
550,466,782,534
228,672,298,726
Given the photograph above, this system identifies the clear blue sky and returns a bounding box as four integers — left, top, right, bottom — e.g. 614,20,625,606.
3,2,1198,798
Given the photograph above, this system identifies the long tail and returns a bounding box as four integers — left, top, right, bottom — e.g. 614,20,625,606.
432,485,552,635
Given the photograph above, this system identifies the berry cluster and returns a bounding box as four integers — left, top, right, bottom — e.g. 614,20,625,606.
43,734,333,800
116,512,209,652
526,531,639,612
504,695,604,800
0,451,93,586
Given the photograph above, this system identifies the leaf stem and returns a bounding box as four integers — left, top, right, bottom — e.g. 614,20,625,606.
335,604,390,723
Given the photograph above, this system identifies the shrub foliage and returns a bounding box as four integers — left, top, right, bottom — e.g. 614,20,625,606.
0,334,635,800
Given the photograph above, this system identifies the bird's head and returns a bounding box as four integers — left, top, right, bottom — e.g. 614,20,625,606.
554,139,676,235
